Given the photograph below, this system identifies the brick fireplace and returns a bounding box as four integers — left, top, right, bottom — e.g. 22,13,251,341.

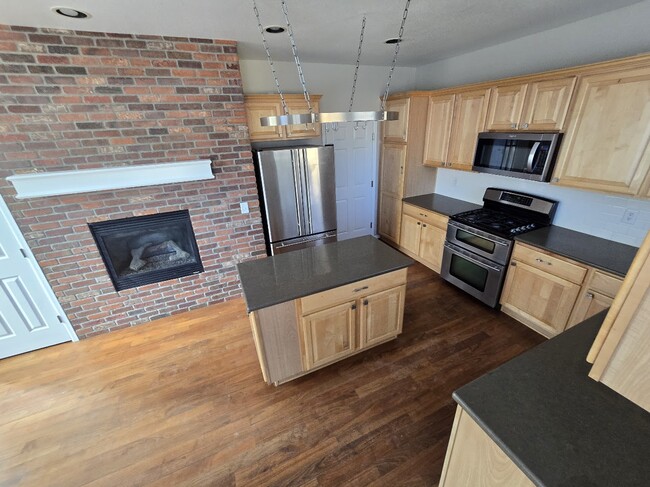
0,25,266,338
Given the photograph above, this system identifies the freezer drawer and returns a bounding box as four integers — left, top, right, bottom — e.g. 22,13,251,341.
270,231,337,255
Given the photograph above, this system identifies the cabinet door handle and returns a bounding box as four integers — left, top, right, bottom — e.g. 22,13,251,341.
510,261,517,267
586,292,594,299
353,285,369,293
511,123,517,129
363,299,368,306
522,122,529,129
422,224,427,228
417,222,421,226
351,304,357,310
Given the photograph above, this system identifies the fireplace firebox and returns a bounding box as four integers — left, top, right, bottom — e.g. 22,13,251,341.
89,210,204,291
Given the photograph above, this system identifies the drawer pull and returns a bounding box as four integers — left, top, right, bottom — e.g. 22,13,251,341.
363,299,369,306
422,224,427,228
353,286,369,293
417,222,421,226
535,258,552,265
586,292,594,299
510,261,517,267
351,304,357,310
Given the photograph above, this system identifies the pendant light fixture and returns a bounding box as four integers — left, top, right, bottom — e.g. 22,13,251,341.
251,0,411,127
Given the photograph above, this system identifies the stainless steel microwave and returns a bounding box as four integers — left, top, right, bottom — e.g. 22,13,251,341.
472,132,562,182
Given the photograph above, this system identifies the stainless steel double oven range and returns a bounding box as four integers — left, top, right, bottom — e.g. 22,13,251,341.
441,188,558,308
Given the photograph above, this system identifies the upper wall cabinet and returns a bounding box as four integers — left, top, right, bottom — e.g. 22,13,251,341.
448,89,490,170
423,94,455,167
552,67,650,196
383,98,410,142
245,94,322,142
485,77,576,131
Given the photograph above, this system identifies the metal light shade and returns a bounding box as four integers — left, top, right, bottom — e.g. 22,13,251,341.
260,110,399,127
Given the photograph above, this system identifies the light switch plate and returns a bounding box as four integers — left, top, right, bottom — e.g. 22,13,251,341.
622,209,638,225
240,202,250,214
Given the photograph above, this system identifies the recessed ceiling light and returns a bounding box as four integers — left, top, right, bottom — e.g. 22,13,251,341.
264,25,285,34
52,7,90,19
384,38,402,45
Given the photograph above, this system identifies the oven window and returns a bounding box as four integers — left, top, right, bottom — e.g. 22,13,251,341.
449,254,488,292
455,229,496,253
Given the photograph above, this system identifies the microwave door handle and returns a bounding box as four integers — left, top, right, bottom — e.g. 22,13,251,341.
527,142,541,173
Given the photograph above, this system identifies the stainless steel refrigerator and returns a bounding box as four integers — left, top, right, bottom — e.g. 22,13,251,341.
254,145,337,255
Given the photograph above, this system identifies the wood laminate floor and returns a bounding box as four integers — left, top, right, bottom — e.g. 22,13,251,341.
0,263,545,486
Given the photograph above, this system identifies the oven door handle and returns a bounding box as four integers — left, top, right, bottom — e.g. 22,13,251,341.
449,222,508,246
445,242,502,272
527,142,541,173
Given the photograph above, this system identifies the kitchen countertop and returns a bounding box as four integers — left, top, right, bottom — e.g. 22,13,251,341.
237,236,414,312
515,226,638,277
454,310,650,487
402,193,480,217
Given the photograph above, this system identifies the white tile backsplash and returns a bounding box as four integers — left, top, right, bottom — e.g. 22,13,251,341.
434,169,650,247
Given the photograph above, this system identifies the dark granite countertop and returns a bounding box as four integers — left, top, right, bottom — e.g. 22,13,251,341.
237,236,414,312
454,311,650,487
515,226,638,277
402,193,480,217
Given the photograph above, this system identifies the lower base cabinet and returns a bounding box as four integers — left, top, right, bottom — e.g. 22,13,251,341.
399,203,448,273
501,242,624,338
249,269,407,385
439,406,534,487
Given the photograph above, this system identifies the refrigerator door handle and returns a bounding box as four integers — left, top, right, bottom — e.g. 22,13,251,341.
291,153,303,235
301,150,313,234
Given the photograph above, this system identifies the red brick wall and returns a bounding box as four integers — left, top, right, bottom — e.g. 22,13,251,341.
0,25,266,338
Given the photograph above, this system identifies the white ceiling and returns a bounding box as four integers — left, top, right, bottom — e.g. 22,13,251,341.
0,0,644,67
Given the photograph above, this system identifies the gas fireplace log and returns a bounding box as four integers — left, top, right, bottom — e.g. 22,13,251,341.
130,240,191,271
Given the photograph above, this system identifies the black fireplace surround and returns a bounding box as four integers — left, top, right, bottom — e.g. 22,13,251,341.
89,210,204,291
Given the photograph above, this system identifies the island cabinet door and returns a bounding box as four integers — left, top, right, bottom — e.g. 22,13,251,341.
359,285,405,349
301,301,357,370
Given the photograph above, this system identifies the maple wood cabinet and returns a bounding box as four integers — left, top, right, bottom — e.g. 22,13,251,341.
501,242,629,339
440,407,534,487
447,89,491,170
485,77,576,131
423,94,455,168
300,270,406,371
244,94,322,141
399,203,448,273
501,242,587,338
249,269,407,385
551,66,650,196
378,96,437,244
568,270,623,328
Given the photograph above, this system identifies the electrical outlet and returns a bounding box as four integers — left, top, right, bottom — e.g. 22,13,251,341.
621,209,638,225
240,202,249,214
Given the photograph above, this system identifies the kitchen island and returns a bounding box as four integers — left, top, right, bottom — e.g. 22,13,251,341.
237,236,414,385
439,310,650,486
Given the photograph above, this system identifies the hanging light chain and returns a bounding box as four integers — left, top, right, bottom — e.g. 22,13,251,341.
280,0,313,114
348,16,366,112
252,0,289,115
381,0,411,111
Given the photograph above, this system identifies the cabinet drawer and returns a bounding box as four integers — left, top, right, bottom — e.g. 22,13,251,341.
590,270,623,298
402,203,448,229
512,243,587,284
300,269,408,315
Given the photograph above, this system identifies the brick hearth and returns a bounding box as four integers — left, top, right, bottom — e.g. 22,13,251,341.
0,24,266,338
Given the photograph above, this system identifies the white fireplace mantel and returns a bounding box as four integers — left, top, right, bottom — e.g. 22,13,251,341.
6,160,215,199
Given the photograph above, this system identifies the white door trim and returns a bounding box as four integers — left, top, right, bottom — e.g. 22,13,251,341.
0,195,77,342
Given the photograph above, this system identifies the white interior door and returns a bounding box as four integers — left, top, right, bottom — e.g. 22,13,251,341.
0,196,76,359
325,122,378,240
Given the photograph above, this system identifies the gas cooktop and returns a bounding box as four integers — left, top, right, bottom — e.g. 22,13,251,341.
452,208,542,238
